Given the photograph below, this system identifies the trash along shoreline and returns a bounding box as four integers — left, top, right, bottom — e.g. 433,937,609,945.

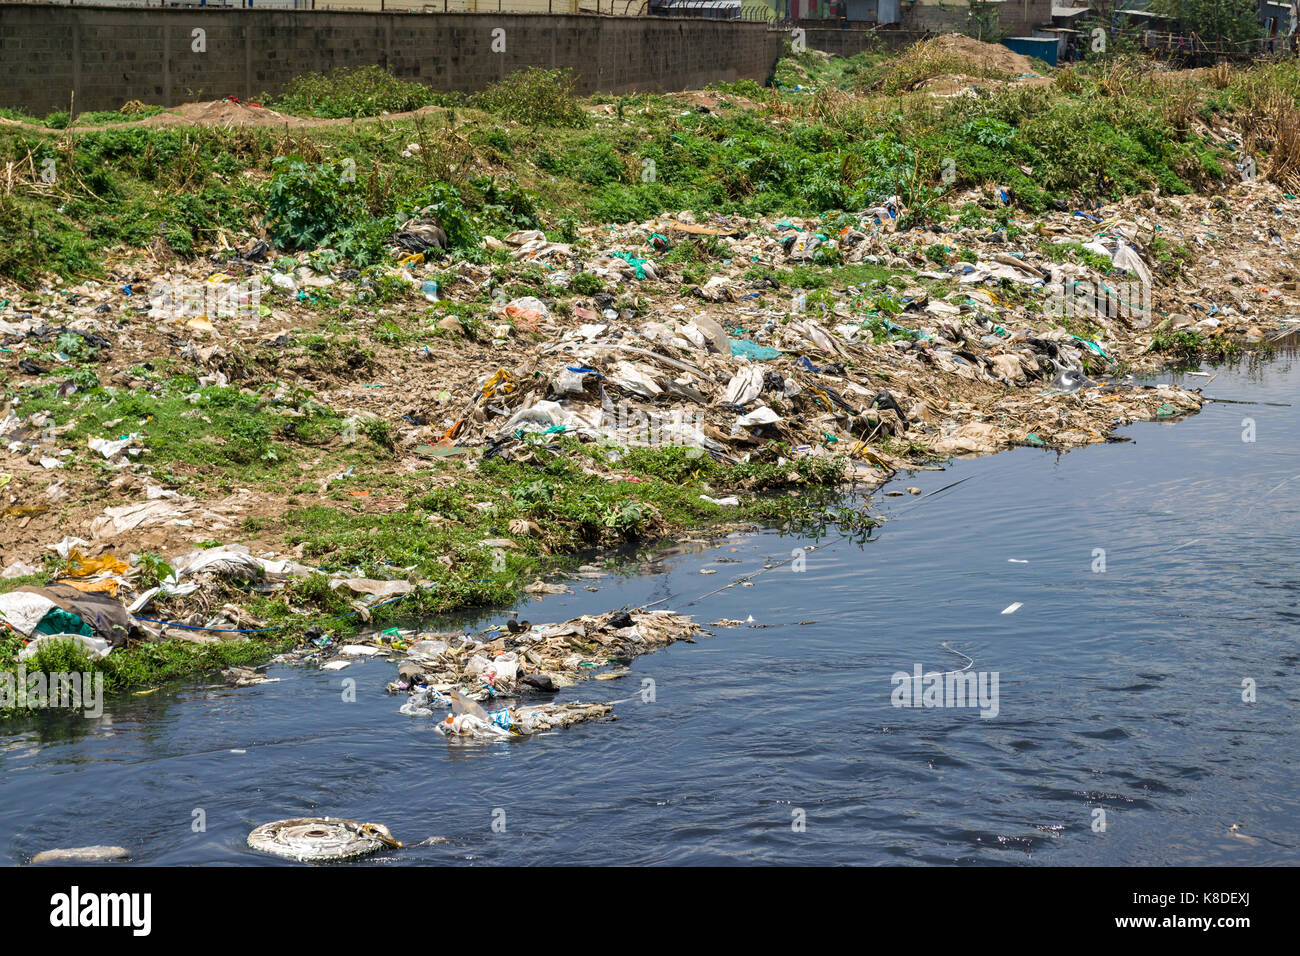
3,40,1299,705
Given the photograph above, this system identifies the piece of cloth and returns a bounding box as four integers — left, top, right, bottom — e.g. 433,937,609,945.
34,607,95,639
14,584,133,647
0,591,59,636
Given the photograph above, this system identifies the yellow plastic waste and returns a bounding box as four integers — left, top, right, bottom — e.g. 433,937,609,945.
845,442,892,470
1,505,47,520
63,550,131,578
805,385,834,412
60,579,120,597
482,367,516,400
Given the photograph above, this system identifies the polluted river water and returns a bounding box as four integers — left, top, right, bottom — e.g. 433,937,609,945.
1,347,1296,866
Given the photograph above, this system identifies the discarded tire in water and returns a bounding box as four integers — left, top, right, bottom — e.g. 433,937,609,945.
247,818,401,862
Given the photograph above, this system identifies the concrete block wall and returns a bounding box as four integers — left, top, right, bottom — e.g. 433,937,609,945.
0,6,787,114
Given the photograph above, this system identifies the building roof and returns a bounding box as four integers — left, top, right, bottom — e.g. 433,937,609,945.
653,0,742,7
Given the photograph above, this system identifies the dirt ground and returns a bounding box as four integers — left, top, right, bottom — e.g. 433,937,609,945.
0,98,450,135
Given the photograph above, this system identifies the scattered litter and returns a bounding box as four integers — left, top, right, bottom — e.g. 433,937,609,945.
700,494,740,506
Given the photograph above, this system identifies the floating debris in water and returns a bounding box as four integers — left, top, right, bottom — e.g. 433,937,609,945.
247,818,402,862
390,610,698,739
31,845,129,865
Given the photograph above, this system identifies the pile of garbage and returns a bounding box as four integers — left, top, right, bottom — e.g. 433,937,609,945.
3,179,1292,512
404,205,1239,476
386,609,700,739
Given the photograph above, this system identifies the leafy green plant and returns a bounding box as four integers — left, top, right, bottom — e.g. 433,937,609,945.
963,117,1016,148
264,158,364,252
363,418,395,452
56,332,97,361
402,181,479,252
136,552,174,590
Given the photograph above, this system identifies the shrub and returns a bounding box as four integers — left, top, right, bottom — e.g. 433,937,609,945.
470,68,588,128
271,66,453,118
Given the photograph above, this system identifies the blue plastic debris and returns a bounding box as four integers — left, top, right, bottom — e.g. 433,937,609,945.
1071,335,1110,360
608,251,651,279
730,339,781,360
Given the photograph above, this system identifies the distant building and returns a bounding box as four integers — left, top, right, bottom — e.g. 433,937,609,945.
649,0,742,16
1259,0,1299,44
784,0,1051,34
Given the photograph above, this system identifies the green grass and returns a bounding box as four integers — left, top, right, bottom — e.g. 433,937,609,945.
3,373,384,492
74,107,168,125
468,67,589,128
282,443,855,584
1150,328,1245,362
1039,240,1122,274
0,631,298,717
3,54,1290,285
